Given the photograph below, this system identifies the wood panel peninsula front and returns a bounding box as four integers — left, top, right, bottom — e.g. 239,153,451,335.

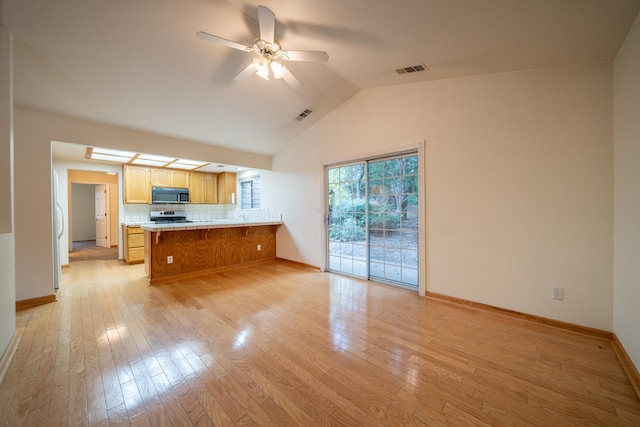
140,219,283,284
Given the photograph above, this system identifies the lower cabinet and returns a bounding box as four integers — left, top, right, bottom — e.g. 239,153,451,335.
123,225,144,264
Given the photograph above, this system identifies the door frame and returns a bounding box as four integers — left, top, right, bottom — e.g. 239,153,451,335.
321,140,426,296
67,169,119,252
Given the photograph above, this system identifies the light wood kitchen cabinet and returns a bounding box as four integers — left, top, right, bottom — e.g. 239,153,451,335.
123,225,144,264
150,169,190,188
172,170,190,188
150,169,171,187
189,172,218,204
145,223,279,284
123,165,151,204
217,172,237,204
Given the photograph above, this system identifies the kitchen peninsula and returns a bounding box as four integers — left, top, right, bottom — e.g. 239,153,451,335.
140,218,283,284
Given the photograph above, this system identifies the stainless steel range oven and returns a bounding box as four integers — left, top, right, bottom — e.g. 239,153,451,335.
149,210,192,224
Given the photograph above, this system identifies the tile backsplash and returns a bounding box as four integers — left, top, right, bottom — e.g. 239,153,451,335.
121,204,280,223
121,204,154,223
122,203,232,223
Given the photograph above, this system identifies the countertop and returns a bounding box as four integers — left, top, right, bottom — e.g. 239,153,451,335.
138,219,283,232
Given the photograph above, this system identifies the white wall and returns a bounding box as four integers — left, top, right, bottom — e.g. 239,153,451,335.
273,63,614,331
16,108,272,301
71,184,97,241
0,27,16,363
613,13,640,371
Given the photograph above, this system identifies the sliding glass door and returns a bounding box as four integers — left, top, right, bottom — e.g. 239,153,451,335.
327,153,419,289
367,155,419,287
327,163,368,278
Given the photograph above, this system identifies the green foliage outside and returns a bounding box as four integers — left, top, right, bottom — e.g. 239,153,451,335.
328,155,418,242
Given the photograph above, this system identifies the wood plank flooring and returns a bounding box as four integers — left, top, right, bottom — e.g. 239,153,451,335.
1,259,639,426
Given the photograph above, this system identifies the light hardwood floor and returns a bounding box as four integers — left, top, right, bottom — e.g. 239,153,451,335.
2,259,639,426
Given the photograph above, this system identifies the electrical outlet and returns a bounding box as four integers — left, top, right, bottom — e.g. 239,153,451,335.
167,255,173,264
257,244,261,251
552,287,563,300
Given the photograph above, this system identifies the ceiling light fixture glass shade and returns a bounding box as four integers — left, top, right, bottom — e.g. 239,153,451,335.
270,61,286,79
253,57,269,80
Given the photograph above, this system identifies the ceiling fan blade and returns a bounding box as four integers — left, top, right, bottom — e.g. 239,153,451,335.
281,68,301,90
257,6,275,44
196,31,249,52
285,50,329,62
233,63,257,81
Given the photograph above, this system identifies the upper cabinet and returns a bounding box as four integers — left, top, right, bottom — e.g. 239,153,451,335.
217,172,237,204
172,170,190,188
189,172,218,204
150,169,189,188
124,165,231,205
123,165,151,204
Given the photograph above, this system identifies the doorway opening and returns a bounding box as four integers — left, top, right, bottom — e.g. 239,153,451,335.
67,170,119,262
326,151,420,291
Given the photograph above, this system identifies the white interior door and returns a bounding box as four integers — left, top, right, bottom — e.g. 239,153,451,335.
95,184,108,248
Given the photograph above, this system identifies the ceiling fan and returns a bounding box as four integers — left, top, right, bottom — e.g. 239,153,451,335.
196,5,329,89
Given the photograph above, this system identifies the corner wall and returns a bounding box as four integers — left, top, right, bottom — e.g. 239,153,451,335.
613,12,640,372
0,27,16,363
273,62,613,331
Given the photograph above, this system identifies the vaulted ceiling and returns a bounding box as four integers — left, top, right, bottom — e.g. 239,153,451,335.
2,0,639,157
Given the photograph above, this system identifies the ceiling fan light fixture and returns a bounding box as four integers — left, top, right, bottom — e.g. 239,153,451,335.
253,56,270,80
197,5,328,90
252,56,268,71
270,61,286,79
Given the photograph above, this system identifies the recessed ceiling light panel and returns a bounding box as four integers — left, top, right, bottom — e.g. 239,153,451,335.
136,154,174,163
87,146,210,170
92,147,136,157
89,153,132,163
131,158,171,167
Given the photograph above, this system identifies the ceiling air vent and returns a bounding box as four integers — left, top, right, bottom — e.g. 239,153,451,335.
295,108,313,121
395,63,429,74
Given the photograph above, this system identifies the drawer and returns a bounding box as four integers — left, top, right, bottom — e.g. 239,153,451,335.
128,226,144,235
128,234,144,248
128,247,144,262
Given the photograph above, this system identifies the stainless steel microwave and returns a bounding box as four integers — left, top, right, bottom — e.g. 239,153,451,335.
151,187,189,204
